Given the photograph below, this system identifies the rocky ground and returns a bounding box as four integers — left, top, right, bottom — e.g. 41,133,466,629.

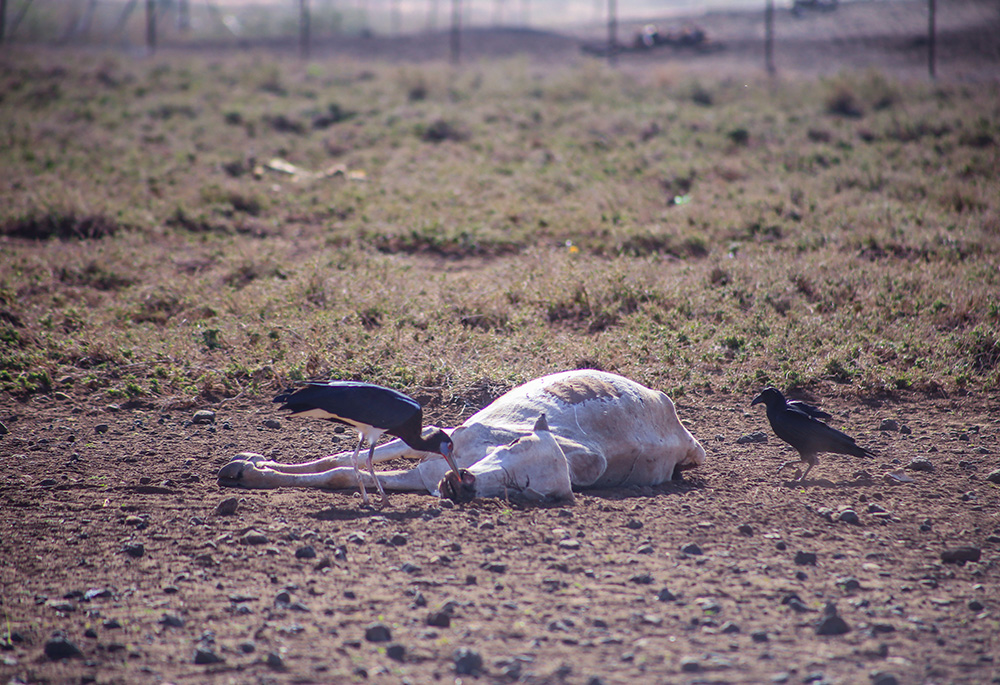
1,388,998,684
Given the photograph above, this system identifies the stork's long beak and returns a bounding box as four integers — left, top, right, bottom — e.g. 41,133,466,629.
440,441,461,475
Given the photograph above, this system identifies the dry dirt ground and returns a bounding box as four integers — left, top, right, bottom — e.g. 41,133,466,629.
2,388,998,685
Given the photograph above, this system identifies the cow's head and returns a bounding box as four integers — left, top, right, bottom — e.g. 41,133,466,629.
438,469,477,503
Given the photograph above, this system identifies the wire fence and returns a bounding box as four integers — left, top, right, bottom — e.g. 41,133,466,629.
1,0,998,77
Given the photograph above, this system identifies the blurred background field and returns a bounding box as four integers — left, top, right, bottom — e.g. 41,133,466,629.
0,0,998,407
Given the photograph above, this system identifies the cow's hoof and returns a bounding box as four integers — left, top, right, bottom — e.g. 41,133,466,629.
217,460,253,486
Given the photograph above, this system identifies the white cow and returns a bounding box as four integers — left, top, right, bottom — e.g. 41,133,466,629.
217,369,705,502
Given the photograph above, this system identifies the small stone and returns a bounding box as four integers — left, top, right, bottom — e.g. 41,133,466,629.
192,410,216,425
238,641,256,653
487,563,507,573
837,577,862,592
738,524,754,536
720,621,740,634
815,614,850,636
0,421,8,435
870,671,899,685
941,546,981,565
968,599,985,611
879,419,899,432
629,573,654,585
453,647,483,675
899,425,911,435
907,457,934,472
681,543,703,555
427,611,451,628
386,643,406,662
364,623,392,643
679,656,701,672
44,635,82,660
158,613,184,628
636,544,655,555
347,531,366,545
102,618,122,629
838,510,861,525
390,533,408,546
95,424,109,434
122,543,145,558
193,647,223,664
657,587,677,602
625,519,643,530
794,551,817,566
295,545,316,560
241,531,269,545
736,431,768,444
214,497,239,516
558,539,581,550
985,469,1000,484
263,419,282,430
266,652,284,669
751,630,769,643
400,562,421,575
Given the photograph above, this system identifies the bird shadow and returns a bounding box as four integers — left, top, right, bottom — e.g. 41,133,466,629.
307,505,449,522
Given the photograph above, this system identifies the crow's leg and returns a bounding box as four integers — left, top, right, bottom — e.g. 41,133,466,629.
777,458,804,478
797,453,819,481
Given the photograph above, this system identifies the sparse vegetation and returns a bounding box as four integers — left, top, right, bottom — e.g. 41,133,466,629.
1,51,998,402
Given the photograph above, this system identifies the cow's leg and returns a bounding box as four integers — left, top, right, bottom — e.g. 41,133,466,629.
217,460,434,494
226,431,446,475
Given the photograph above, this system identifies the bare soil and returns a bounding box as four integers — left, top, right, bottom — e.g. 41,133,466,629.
2,388,998,684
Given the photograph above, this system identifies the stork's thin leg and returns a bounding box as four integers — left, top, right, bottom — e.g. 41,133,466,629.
367,443,389,507
350,436,370,506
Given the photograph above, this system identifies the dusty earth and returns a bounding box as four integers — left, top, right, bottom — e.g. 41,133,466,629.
1,386,998,685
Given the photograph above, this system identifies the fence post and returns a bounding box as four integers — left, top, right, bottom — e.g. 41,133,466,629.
145,0,156,53
299,0,310,58
450,0,461,64
927,0,936,78
764,0,775,75
607,0,617,66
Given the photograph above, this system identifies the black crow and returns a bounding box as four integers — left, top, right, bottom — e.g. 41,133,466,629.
751,387,875,480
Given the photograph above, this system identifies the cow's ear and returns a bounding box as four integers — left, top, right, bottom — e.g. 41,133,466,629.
561,445,607,487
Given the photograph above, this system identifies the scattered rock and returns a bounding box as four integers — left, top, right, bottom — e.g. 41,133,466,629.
193,647,224,664
295,545,316,560
985,469,1000,484
679,656,701,672
870,672,899,685
751,630,769,643
386,643,407,662
103,618,122,629
630,573,654,585
636,544,655,554
879,419,899,432
241,531,269,545
44,635,82,660
192,410,216,425
558,539,581,550
364,623,392,643
681,543,703,555
214,497,239,516
263,419,282,430
453,647,483,675
794,551,817,565
390,533,408,546
95,424,109,434
738,524,754,536
838,509,861,525
941,546,981,565
0,421,8,435
625,519,643,530
347,531,366,545
486,563,507,573
427,611,451,628
158,613,184,628
907,457,934,472
122,543,145,558
720,621,740,634
238,641,256,653
657,587,677,602
736,431,768,444
815,603,850,636
266,652,284,669
968,599,985,612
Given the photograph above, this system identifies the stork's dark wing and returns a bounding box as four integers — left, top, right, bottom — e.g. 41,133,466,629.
769,407,874,459
787,400,832,421
275,381,421,432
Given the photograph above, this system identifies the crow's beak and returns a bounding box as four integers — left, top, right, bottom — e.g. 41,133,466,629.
750,393,764,407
